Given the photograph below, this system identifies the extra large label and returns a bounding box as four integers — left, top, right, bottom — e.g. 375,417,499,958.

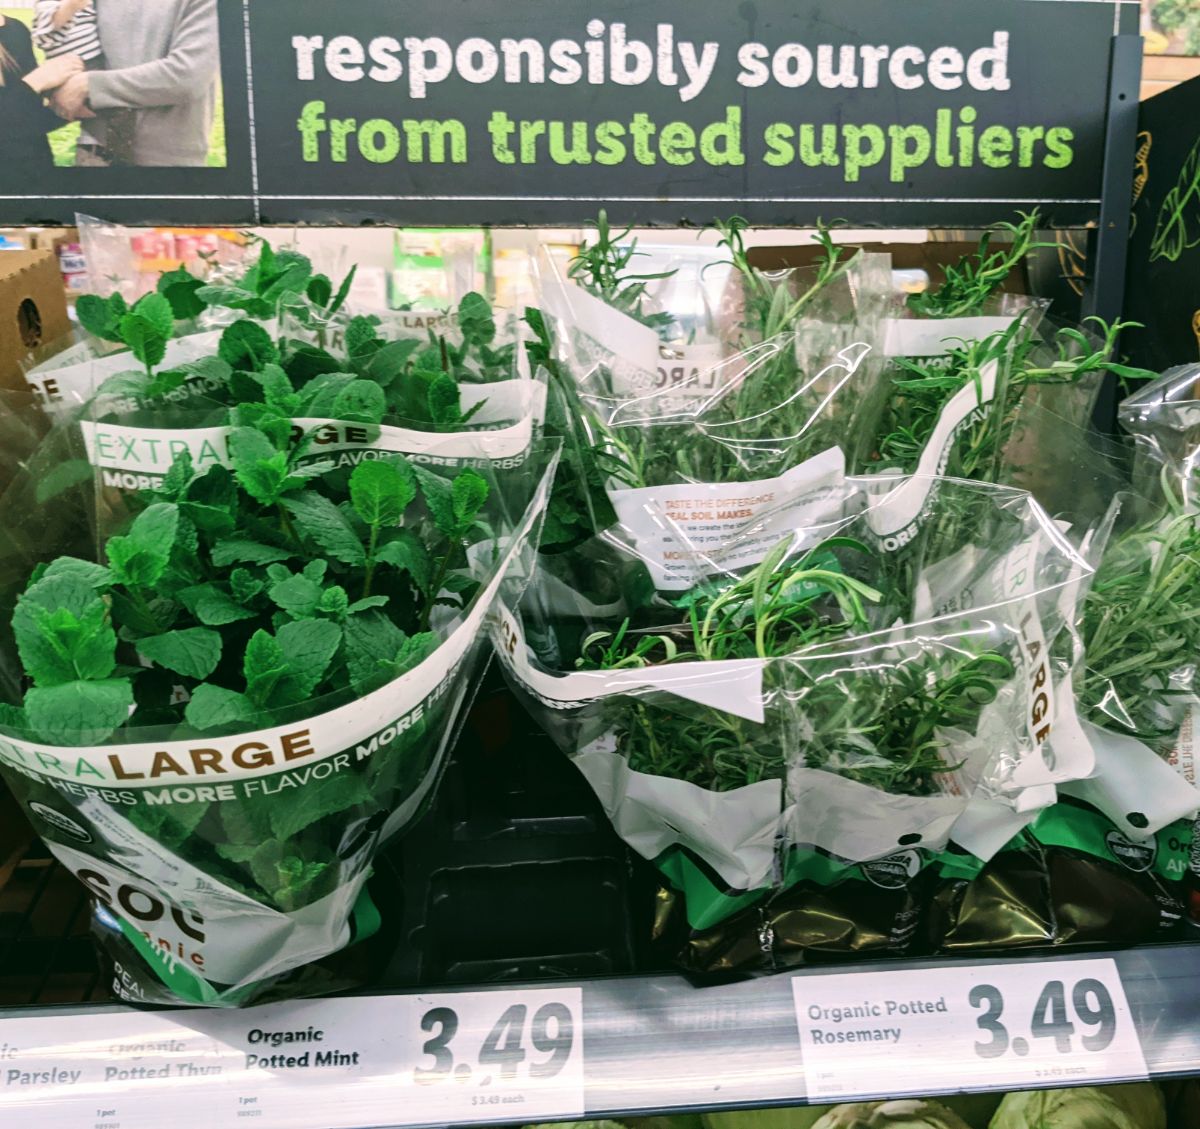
80,382,542,490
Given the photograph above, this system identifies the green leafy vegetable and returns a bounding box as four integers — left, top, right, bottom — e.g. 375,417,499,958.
157,267,207,321
75,292,129,343
907,211,1043,319
136,627,222,679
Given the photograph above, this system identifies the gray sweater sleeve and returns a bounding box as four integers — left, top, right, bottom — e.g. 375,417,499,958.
87,0,218,111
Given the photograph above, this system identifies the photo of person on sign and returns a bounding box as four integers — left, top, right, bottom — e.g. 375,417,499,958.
0,10,83,172
1,0,223,168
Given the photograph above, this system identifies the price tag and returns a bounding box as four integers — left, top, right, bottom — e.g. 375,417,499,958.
0,988,584,1128
404,988,585,1121
793,959,1147,1101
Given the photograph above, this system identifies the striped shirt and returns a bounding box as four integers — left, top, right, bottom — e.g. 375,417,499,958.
33,1,103,62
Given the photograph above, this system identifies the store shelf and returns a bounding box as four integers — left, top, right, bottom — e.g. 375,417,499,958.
0,942,1197,1127
2,688,1200,1127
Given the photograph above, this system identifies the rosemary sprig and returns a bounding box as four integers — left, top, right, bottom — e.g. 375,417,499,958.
1081,475,1200,750
870,317,1147,483
568,210,675,334
573,533,1013,795
577,535,884,667
907,211,1047,319
792,649,1016,795
715,217,849,343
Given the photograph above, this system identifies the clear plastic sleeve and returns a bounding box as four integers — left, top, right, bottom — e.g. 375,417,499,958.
495,473,1095,925
1119,362,1200,510
279,289,529,389
1067,366,1200,837
863,295,1048,480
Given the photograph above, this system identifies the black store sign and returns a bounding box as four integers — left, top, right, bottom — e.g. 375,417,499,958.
0,0,1137,227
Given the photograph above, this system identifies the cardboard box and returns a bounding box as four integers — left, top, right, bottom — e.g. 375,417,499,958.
746,240,1031,296
0,251,71,394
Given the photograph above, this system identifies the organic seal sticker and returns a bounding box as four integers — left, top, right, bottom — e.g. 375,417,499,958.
861,849,923,889
1105,829,1156,873
28,802,92,844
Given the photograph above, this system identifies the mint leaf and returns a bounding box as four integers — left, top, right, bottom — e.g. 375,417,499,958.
428,374,463,428
331,379,386,424
299,373,356,417
318,585,350,618
343,609,404,689
182,464,238,535
350,459,417,528
229,427,290,506
329,265,357,315
363,339,420,387
196,284,260,312
244,629,288,707
346,315,381,358
42,557,112,589
275,619,342,700
119,293,174,369
159,450,195,500
345,595,388,614
136,628,222,679
251,845,329,912
220,321,280,373
268,570,324,619
241,619,342,709
268,767,371,841
13,574,115,687
458,291,495,347
255,364,300,415
218,799,271,848
286,345,344,384
185,683,256,731
211,539,292,567
262,252,313,306
158,267,206,320
24,679,133,746
229,568,264,605
250,241,276,287
302,559,328,583
392,367,441,424
25,603,115,685
395,631,437,673
75,292,128,342
412,463,456,536
374,530,433,594
35,458,94,506
281,493,366,566
452,469,489,530
127,800,207,851
342,612,434,688
179,582,257,625
306,274,332,307
106,503,180,588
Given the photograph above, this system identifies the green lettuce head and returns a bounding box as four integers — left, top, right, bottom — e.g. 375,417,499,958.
988,1085,1165,1129
811,1100,973,1129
